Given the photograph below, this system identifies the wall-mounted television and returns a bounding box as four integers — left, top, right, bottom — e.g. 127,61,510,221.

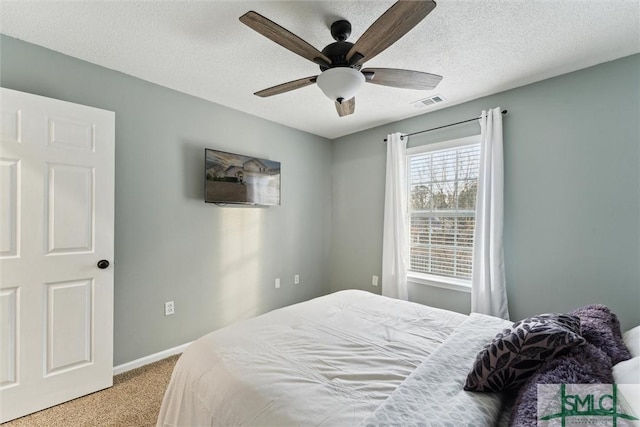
205,148,281,206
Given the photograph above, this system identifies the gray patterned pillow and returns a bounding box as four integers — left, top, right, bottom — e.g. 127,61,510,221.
464,313,585,392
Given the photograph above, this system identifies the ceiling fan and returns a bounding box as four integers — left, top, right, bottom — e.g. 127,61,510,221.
239,0,442,117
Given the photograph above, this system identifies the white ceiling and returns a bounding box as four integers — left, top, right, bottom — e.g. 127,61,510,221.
1,1,638,139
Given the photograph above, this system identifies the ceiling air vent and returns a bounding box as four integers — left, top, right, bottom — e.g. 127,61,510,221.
412,95,445,109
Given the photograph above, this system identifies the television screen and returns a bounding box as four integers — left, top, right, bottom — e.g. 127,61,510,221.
205,148,281,206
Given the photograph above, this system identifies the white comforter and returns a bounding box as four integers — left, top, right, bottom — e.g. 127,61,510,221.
157,290,496,426
361,313,512,427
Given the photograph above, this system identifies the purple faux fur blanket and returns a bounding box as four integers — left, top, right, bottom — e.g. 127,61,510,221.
508,343,613,427
508,305,632,427
568,304,631,364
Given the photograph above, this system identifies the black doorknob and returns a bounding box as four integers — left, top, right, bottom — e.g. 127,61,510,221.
97,260,110,269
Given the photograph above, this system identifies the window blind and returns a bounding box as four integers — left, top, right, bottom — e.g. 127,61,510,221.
408,144,480,279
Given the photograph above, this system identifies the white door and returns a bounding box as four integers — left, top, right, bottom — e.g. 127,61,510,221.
0,88,115,422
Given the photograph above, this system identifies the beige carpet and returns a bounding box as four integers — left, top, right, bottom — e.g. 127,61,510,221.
3,354,179,427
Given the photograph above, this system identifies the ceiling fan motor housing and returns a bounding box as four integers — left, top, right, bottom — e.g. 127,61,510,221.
319,20,361,72
320,41,359,71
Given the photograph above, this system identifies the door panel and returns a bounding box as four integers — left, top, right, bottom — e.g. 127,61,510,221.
46,279,92,375
0,287,18,387
48,115,95,151
46,163,94,254
0,107,21,143
0,88,114,422
0,158,19,258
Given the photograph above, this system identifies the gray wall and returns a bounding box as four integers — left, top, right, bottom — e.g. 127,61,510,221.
331,54,640,331
1,35,333,365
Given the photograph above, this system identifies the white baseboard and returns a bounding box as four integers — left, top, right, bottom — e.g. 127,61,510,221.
113,342,191,376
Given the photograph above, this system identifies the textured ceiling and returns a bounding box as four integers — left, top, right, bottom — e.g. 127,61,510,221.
1,1,638,139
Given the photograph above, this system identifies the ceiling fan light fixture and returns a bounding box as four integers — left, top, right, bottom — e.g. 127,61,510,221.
316,67,365,103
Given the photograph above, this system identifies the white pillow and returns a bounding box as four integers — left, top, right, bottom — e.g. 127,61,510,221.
615,382,640,422
623,325,640,358
613,356,640,384
613,356,639,421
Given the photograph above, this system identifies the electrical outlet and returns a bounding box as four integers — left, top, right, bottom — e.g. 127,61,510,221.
294,274,300,285
372,275,379,287
275,278,280,289
164,301,175,316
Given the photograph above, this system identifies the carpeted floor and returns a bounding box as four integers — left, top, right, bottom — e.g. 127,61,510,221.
3,354,179,427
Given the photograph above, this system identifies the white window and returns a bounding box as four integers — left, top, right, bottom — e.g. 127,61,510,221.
407,135,480,289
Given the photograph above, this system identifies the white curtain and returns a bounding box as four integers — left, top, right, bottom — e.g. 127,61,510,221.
472,107,510,319
381,132,409,300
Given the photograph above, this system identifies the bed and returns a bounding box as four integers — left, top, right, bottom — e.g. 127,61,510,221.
157,290,514,426
158,290,638,426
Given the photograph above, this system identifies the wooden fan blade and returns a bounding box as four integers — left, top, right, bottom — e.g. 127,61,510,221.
347,0,436,66
254,76,318,97
362,68,442,90
335,97,355,117
240,11,332,66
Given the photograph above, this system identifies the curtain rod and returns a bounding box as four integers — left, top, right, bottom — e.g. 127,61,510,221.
383,109,508,142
